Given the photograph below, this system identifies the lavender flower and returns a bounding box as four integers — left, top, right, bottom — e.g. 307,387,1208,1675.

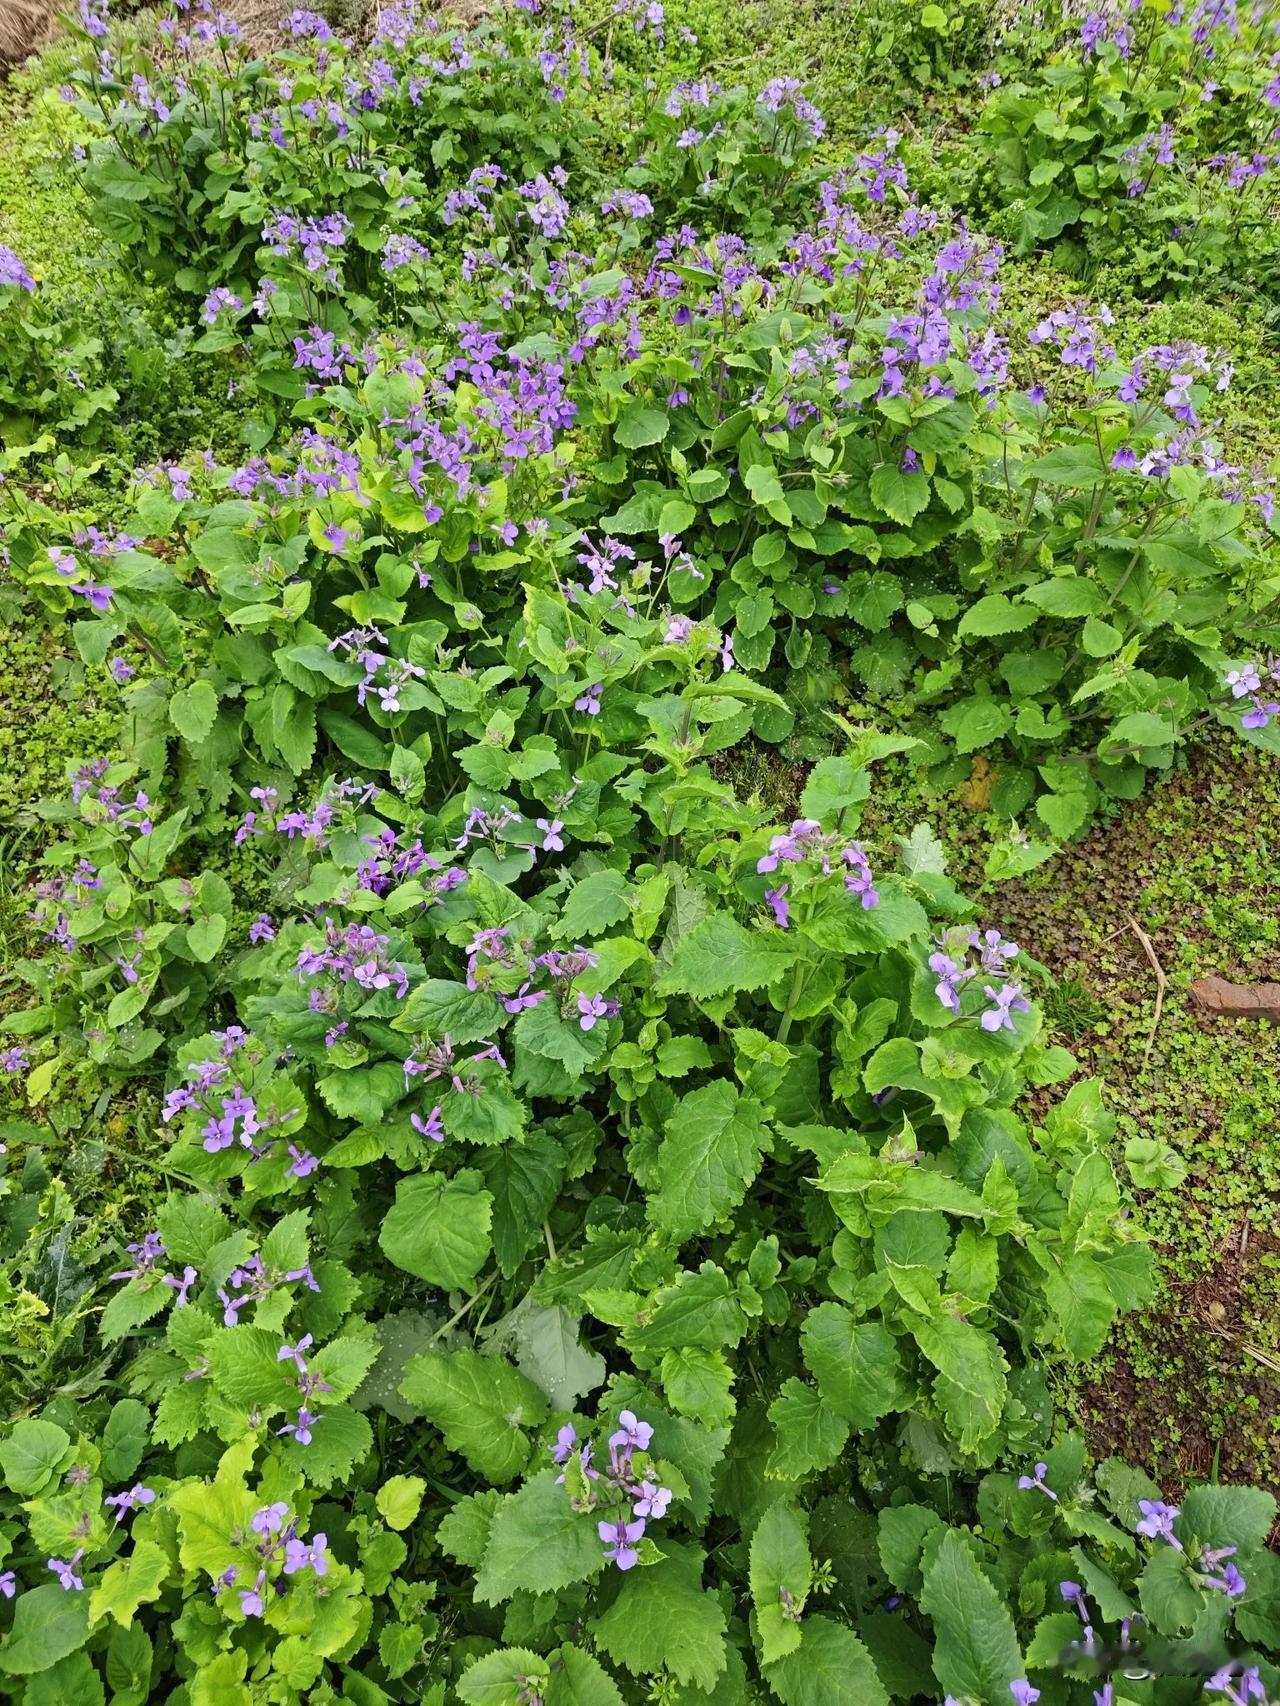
598,1516,645,1570
104,1483,156,1522
1017,1461,1057,1501
47,1551,85,1591
1136,1498,1182,1549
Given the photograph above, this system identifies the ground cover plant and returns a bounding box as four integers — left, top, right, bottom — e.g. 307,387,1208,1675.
1,0,1280,1700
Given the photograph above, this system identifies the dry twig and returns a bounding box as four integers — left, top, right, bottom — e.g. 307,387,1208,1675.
1126,911,1167,1070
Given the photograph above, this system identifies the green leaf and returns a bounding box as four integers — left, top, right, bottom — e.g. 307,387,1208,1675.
1106,712,1175,750
457,1648,550,1706
1041,1251,1118,1359
0,1419,71,1495
88,1538,170,1629
379,1170,493,1291
649,1081,772,1243
878,1505,945,1595
1022,576,1106,617
1179,1485,1277,1555
186,914,227,963
957,594,1039,638
750,1502,812,1666
100,1399,150,1482
1035,788,1090,839
400,1349,547,1484
869,465,930,525
911,1316,1007,1452
376,1475,427,1531
657,912,799,1000
0,1583,91,1674
919,1531,1024,1703
555,870,632,940
766,1379,849,1477
393,979,498,1045
497,1302,606,1411
799,1304,904,1429
1137,1543,1202,1635
474,1471,602,1604
763,1615,889,1706
591,1544,728,1692
479,1133,565,1276
615,403,670,450
939,697,1012,755
660,1345,735,1427
169,680,219,745
546,1644,626,1706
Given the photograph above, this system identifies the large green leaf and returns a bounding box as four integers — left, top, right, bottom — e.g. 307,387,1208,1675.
473,1472,602,1605
657,912,800,999
379,1170,493,1291
919,1532,1024,1702
400,1349,547,1484
648,1081,772,1242
763,1615,889,1706
591,1544,728,1693
750,1502,812,1666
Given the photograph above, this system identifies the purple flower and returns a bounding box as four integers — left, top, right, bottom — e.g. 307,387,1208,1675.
47,1551,85,1591
411,1106,445,1142
981,982,1030,1033
109,657,136,683
537,817,565,852
252,1502,289,1537
71,581,113,613
551,1424,578,1465
633,1481,672,1519
0,245,36,291
0,1572,14,1598
286,1144,319,1178
1135,1498,1182,1549
609,1409,653,1454
1017,1461,1057,1501
239,1569,267,1618
1010,1685,1041,1706
765,886,790,929
104,1483,155,1522
1204,1559,1247,1598
277,1406,321,1445
574,682,603,716
0,1046,29,1072
161,1264,198,1306
599,1516,646,1570
249,913,276,944
577,993,609,1031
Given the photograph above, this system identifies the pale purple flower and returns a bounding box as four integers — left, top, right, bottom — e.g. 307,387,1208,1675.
1017,1461,1057,1501
765,886,790,928
411,1106,445,1142
1136,1499,1182,1549
633,1481,672,1519
47,1551,85,1591
599,1516,645,1570
104,1483,155,1521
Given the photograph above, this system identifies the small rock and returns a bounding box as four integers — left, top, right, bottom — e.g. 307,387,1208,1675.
1189,976,1280,1023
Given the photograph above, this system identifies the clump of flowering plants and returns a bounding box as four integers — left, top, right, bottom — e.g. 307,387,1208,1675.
3,0,1280,1698
967,0,1280,289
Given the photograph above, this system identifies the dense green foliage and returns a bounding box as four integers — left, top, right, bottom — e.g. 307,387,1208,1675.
1,0,1279,1700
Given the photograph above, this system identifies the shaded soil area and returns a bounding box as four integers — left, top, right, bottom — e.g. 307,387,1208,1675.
985,733,1280,1492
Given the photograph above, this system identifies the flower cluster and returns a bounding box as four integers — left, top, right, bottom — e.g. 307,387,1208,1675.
1226,656,1280,731
755,818,879,930
929,927,1028,1032
554,1410,673,1571
213,1501,329,1618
